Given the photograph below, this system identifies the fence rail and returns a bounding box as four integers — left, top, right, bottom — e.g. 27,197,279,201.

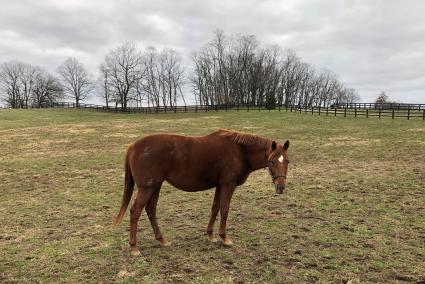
332,102,424,110
1,102,424,120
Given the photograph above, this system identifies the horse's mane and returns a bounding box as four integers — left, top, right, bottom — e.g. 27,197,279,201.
213,129,272,149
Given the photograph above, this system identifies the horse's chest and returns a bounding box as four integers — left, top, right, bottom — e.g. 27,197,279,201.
218,159,249,185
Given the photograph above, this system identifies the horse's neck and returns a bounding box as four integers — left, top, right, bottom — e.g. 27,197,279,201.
245,145,268,172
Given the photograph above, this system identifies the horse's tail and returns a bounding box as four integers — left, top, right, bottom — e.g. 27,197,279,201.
113,145,135,226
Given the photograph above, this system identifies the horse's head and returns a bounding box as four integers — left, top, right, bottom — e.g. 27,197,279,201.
267,140,290,194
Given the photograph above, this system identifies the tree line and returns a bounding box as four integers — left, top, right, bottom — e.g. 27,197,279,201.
191,30,359,108
0,30,360,109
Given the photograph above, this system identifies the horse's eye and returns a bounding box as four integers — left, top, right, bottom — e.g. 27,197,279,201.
270,160,275,165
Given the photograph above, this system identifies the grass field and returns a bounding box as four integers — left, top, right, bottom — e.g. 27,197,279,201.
0,109,424,283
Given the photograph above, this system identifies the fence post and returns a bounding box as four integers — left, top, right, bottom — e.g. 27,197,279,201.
185,105,187,113
334,107,337,116
318,106,321,115
344,108,347,117
378,109,381,119
354,107,357,118
278,105,281,112
407,107,410,120
392,109,394,119
366,109,368,118
423,109,425,120
311,107,314,115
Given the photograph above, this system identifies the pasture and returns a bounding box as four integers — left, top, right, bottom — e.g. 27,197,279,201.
0,109,424,283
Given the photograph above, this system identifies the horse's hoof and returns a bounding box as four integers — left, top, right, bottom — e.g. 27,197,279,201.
223,238,233,246
208,235,219,242
159,239,171,246
130,247,141,256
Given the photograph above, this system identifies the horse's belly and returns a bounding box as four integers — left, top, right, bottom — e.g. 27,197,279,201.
165,177,216,192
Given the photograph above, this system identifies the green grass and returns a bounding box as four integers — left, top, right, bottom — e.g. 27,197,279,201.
0,108,424,283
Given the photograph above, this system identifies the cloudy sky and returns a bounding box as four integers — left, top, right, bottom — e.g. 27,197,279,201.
0,0,424,103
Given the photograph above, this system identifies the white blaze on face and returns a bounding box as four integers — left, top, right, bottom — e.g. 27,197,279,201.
278,155,284,163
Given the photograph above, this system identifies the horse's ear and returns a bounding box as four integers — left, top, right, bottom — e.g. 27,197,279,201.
283,140,290,150
271,141,277,151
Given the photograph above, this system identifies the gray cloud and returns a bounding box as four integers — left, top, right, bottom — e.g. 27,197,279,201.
0,0,424,103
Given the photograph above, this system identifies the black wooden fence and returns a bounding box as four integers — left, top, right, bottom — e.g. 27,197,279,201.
333,103,424,110
2,102,424,120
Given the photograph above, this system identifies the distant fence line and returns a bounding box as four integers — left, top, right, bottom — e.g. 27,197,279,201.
1,102,424,120
333,103,424,110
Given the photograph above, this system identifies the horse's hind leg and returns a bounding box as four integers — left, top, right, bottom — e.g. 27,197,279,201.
129,186,154,256
145,188,169,246
206,187,221,242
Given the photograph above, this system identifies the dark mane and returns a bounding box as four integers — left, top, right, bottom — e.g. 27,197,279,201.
213,129,272,149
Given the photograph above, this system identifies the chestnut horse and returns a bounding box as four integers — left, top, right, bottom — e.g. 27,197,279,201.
114,129,290,256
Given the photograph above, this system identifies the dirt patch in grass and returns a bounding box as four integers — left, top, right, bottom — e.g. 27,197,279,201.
325,136,381,147
408,128,425,132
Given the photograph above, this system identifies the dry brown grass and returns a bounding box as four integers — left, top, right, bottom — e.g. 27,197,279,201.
0,109,424,283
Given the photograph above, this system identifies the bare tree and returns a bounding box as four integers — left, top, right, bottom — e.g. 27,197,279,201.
103,42,144,110
31,69,63,107
375,91,389,104
99,63,112,108
20,64,38,108
0,61,23,108
158,48,185,108
345,88,361,104
58,57,92,106
143,47,161,108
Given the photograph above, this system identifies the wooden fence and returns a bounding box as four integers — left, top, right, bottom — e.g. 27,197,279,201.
2,102,424,120
333,103,424,110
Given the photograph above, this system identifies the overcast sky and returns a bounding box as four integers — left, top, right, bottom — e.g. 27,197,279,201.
0,0,424,103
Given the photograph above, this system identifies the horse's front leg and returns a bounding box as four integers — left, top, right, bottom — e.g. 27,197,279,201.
218,184,236,246
206,187,220,242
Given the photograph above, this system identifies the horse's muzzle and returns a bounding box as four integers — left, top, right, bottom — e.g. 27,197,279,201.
275,184,285,194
